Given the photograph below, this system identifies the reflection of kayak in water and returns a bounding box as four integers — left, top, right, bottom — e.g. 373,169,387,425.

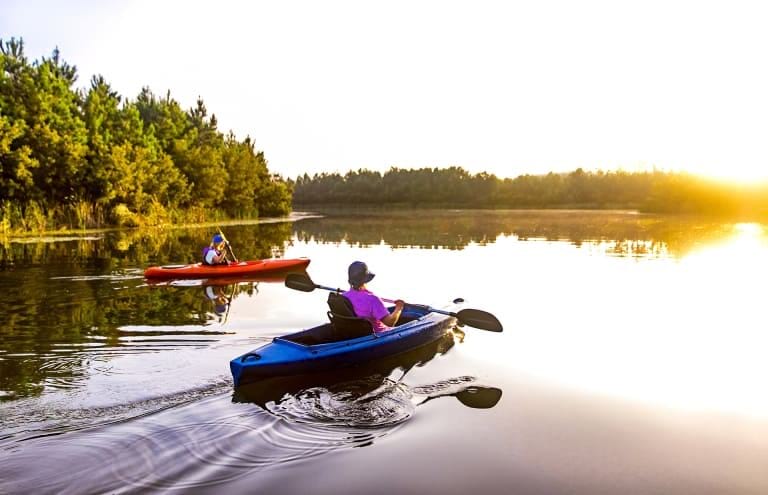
145,271,297,287
144,258,310,279
230,300,462,387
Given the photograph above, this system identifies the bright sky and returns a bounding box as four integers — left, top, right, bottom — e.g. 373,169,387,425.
2,0,768,182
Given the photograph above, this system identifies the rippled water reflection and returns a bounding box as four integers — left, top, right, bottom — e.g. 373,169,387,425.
2,210,768,494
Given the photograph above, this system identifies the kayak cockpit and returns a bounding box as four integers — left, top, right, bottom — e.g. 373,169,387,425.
277,322,359,346
278,305,428,347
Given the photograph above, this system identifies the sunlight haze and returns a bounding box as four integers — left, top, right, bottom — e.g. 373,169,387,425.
2,0,767,182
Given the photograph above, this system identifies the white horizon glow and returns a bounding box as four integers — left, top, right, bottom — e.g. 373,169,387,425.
2,0,768,182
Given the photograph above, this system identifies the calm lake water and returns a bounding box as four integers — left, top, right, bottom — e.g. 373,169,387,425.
1,209,767,494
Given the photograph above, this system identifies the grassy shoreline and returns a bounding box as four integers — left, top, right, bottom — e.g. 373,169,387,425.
0,212,320,239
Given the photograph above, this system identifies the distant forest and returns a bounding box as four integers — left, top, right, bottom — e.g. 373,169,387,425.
0,38,292,233
292,167,768,217
4,38,767,236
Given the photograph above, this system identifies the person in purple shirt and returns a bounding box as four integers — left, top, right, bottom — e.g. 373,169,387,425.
343,261,405,333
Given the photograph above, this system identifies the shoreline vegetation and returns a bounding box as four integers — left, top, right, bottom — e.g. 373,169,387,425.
3,38,768,237
2,211,321,240
1,38,292,236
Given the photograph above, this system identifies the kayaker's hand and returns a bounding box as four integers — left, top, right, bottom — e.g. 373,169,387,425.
394,300,405,311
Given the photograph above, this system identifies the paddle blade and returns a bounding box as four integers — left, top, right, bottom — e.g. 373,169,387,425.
285,273,317,292
455,386,503,409
455,308,503,332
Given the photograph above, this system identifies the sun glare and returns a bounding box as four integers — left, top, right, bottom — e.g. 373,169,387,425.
687,164,768,186
483,226,768,418
734,222,763,236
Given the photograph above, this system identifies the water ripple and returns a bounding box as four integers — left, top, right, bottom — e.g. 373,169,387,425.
0,375,490,493
107,409,395,491
266,377,415,428
1,406,386,492
0,380,233,447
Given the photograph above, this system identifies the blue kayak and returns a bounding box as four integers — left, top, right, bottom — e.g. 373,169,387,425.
230,300,462,387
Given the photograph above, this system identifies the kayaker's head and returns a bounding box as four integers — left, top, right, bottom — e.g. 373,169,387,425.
206,286,229,314
348,261,375,289
214,299,228,315
212,234,225,247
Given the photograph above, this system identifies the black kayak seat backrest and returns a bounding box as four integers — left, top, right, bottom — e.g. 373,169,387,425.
327,292,357,317
327,293,373,339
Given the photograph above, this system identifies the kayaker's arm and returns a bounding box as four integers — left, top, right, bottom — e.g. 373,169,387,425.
381,299,405,327
213,249,228,264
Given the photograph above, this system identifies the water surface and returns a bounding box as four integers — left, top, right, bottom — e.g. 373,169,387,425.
1,210,767,494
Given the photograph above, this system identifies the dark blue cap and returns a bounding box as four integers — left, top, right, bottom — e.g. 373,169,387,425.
212,234,224,244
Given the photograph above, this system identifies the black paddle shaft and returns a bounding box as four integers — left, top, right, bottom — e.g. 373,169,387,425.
284,273,503,332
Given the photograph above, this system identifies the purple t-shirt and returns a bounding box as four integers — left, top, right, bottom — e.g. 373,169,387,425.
343,288,391,333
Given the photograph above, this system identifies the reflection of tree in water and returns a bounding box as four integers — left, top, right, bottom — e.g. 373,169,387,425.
0,277,265,400
295,213,495,250
0,222,293,268
0,222,293,400
294,209,738,257
0,278,224,400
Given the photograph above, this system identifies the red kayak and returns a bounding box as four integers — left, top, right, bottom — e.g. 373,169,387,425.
144,258,310,279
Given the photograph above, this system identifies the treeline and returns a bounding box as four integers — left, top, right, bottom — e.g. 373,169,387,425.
292,167,768,217
0,38,292,233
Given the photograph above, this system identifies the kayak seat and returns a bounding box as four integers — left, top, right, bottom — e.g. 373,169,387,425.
327,292,356,317
327,293,373,340
327,312,374,340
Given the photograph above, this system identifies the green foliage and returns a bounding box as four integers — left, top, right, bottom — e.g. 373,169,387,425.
258,175,293,216
0,38,293,233
221,135,263,217
110,203,139,227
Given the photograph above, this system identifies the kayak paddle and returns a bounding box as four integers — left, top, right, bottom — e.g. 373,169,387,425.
217,227,239,263
285,272,503,332
418,385,503,409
